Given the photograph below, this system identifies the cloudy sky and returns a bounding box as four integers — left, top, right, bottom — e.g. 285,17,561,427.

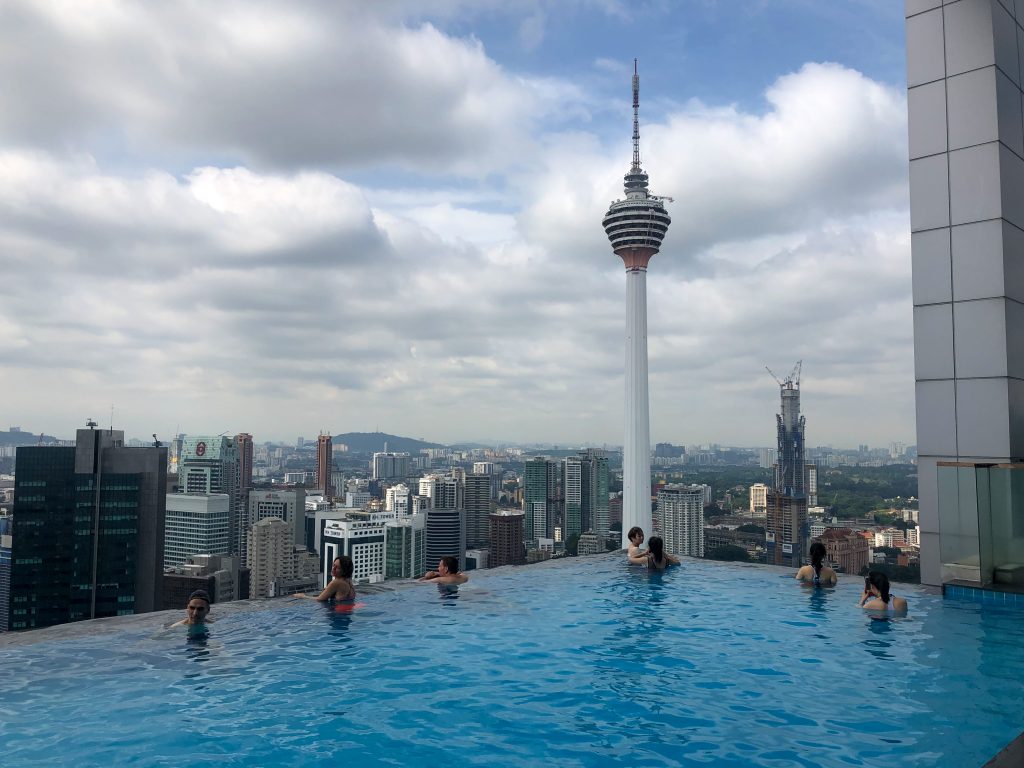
0,0,911,448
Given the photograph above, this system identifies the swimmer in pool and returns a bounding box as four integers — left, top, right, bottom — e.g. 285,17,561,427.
795,542,837,587
859,571,908,614
629,535,679,570
418,556,468,585
626,526,646,561
170,589,214,628
295,555,356,602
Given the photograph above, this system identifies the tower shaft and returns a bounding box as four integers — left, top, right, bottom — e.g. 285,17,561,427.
622,269,651,545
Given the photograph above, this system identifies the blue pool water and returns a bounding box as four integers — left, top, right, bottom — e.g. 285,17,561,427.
1,556,1022,767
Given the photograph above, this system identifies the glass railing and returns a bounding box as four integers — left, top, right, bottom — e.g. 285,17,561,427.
938,462,1024,586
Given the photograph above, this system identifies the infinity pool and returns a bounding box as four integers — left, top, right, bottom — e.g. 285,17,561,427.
1,555,1022,767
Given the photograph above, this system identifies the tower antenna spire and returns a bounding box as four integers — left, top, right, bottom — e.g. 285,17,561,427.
632,58,641,171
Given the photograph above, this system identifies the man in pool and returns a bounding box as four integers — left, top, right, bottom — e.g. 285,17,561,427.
170,589,213,627
418,556,468,585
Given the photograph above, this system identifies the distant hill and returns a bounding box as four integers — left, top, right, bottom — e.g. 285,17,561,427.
0,429,59,446
334,432,445,454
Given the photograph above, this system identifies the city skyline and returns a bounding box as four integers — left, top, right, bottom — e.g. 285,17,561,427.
0,2,912,447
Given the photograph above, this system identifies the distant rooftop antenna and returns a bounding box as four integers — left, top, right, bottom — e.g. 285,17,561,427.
86,418,97,430
632,58,641,171
109,403,114,432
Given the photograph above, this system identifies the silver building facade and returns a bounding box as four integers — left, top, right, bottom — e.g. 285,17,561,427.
907,0,1024,585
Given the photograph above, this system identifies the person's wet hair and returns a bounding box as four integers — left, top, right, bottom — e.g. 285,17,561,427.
648,536,666,565
335,556,354,579
867,571,891,604
809,541,826,577
627,526,643,543
441,555,459,574
188,589,211,607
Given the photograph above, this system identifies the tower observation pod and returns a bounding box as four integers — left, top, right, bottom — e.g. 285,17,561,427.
602,60,672,550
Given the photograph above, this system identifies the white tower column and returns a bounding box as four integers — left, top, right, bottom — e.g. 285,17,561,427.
623,267,651,547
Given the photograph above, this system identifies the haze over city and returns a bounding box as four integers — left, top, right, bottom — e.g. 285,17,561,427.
0,1,911,447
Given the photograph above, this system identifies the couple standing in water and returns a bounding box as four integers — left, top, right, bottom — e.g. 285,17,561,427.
626,527,680,571
797,541,908,614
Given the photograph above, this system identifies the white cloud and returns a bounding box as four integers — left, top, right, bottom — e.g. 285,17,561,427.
0,3,914,447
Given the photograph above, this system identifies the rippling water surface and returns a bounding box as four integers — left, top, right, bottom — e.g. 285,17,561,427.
1,557,1022,767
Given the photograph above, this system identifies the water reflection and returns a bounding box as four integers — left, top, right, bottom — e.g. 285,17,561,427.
806,588,829,616
861,617,895,660
437,584,461,601
323,602,354,642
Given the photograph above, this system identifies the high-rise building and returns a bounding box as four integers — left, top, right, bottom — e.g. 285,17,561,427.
316,433,333,500
602,61,671,549
749,483,768,519
656,484,704,558
372,451,411,481
489,510,525,567
0,516,11,632
164,493,230,568
321,518,386,584
179,436,242,556
385,512,426,579
385,483,412,516
609,493,623,530
248,517,317,598
249,488,306,554
464,473,493,548
805,464,818,507
759,448,777,469
581,449,610,536
419,473,464,510
773,364,806,497
563,457,583,540
235,433,254,493
766,364,809,567
523,457,550,541
9,427,166,631
425,507,466,572
766,491,808,568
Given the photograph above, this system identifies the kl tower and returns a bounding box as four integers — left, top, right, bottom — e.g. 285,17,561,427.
602,60,672,549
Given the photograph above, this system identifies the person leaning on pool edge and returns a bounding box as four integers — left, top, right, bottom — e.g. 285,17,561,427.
171,589,213,627
294,555,356,602
419,556,468,585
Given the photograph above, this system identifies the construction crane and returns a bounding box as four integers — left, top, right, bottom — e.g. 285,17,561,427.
766,360,802,388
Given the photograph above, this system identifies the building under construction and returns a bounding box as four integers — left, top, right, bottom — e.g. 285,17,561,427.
765,362,809,567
